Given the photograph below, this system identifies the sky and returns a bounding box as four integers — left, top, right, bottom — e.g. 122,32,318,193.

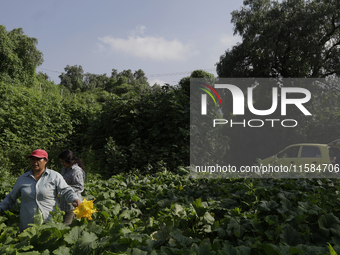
0,1,244,86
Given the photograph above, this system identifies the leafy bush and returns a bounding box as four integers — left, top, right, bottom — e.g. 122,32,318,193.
90,85,189,175
0,82,74,173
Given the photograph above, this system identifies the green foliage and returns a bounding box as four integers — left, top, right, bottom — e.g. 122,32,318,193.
90,84,189,175
217,0,340,78
1,172,340,254
59,65,84,92
59,66,150,95
203,0,340,168
83,73,109,91
0,82,73,173
0,25,43,86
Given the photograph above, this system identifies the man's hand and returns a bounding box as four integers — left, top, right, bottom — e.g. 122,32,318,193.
72,199,81,207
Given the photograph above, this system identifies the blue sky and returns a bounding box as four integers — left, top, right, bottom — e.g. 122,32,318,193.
1,1,244,85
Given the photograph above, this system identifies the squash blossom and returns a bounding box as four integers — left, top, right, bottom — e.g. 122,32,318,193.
73,198,98,220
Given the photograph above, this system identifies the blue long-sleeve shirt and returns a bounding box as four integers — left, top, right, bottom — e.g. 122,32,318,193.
0,168,79,231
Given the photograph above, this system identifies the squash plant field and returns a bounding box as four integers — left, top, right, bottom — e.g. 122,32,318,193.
1,169,340,254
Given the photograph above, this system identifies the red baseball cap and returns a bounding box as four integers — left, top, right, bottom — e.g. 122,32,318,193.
27,149,48,159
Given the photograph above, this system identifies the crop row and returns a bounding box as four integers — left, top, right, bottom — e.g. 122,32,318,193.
0,169,340,254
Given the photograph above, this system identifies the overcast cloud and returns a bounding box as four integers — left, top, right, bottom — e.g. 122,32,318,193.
98,31,198,61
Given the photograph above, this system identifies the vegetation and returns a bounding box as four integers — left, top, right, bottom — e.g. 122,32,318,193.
214,0,340,167
216,0,340,78
0,25,191,176
1,171,340,254
2,0,340,253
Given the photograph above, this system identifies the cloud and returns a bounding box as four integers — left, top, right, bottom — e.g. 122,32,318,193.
94,42,105,53
129,24,146,36
98,27,198,61
148,78,167,86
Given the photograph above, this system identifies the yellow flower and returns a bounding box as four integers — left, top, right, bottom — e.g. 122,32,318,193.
73,198,98,220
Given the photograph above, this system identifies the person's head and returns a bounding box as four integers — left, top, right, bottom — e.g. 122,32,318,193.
58,150,86,172
27,149,49,172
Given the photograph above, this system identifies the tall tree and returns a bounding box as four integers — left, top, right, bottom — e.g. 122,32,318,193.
83,73,109,91
109,69,150,95
59,65,84,92
0,25,43,84
217,0,340,78
214,0,340,167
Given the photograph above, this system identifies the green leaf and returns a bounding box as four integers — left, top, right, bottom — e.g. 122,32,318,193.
227,218,243,238
64,226,85,244
12,241,33,252
318,214,340,237
100,211,110,220
157,199,172,208
72,231,98,254
169,229,198,246
328,243,338,255
126,248,148,255
258,201,278,212
53,246,71,255
202,212,215,225
119,208,141,220
193,198,207,217
279,225,303,246
150,223,172,241
112,204,121,216
219,244,251,255
171,204,186,218
258,243,289,255
264,215,279,226
190,239,215,255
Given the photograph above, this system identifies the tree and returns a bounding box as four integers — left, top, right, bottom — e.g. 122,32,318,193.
0,25,43,85
59,65,84,92
83,73,109,91
213,0,340,167
117,69,134,84
179,69,215,97
106,68,150,96
134,69,148,83
216,0,340,78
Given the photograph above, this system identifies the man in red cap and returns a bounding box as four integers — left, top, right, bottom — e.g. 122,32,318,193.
0,149,81,231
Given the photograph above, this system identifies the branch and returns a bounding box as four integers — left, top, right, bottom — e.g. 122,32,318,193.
319,14,340,46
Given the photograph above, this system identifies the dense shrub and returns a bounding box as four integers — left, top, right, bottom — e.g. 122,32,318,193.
0,82,73,173
89,85,189,174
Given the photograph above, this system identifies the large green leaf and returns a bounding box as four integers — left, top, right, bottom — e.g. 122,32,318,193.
193,198,207,217
318,214,340,237
190,240,215,255
279,225,304,246
171,204,186,218
219,243,251,255
258,201,278,212
126,248,148,255
64,226,85,244
71,231,98,254
227,218,243,238
169,229,198,246
202,212,215,225
258,244,291,255
52,246,71,255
